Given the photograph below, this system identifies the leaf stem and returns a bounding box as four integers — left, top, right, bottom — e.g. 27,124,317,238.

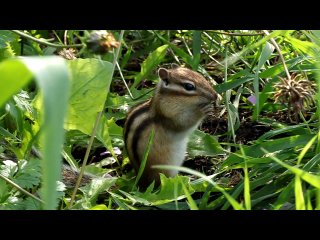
11,30,84,49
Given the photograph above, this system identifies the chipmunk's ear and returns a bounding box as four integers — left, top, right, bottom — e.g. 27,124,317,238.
158,68,170,85
158,68,169,80
171,63,180,69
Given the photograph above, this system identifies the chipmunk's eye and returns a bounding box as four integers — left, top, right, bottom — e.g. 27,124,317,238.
183,83,195,91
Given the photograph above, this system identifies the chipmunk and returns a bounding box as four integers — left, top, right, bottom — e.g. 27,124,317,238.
124,64,218,189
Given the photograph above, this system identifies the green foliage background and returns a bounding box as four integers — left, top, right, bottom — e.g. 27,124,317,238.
0,30,320,210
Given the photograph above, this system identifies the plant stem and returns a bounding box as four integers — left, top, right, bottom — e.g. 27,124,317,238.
68,30,125,208
116,61,134,99
262,30,291,80
0,173,44,204
11,30,84,49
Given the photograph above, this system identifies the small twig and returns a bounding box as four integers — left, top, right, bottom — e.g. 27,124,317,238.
11,30,84,49
68,30,125,208
64,30,68,45
209,30,265,36
263,30,291,80
0,173,44,204
116,61,134,99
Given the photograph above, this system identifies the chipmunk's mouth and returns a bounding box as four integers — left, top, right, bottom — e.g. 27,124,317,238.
199,102,214,115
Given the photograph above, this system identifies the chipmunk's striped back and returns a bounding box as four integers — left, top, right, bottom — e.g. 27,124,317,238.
124,65,217,189
124,100,152,171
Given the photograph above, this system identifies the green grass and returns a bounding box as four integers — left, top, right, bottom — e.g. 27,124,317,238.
0,30,320,210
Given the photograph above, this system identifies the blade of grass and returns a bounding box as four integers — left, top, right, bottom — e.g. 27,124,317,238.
192,30,201,70
306,190,313,210
297,134,317,165
133,128,155,190
20,57,70,210
294,176,306,210
261,148,320,188
180,178,198,210
273,181,294,210
316,189,320,210
240,145,251,210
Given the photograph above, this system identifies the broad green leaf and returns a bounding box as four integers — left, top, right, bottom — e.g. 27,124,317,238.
64,58,113,134
153,165,243,210
78,177,117,208
118,190,151,206
131,44,169,89
13,159,41,189
134,174,194,205
0,60,32,107
24,197,41,210
188,130,224,157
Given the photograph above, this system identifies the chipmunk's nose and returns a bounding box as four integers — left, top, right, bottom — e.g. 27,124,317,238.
209,88,218,102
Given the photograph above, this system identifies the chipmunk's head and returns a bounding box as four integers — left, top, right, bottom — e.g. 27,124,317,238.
154,64,218,130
